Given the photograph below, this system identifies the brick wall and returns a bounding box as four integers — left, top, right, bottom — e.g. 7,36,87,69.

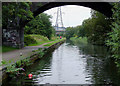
2,28,20,48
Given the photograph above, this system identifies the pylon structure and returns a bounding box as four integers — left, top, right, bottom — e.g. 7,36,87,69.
54,7,65,35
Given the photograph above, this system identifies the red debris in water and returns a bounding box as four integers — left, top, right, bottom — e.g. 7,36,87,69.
28,74,33,77
60,36,62,39
29,76,32,79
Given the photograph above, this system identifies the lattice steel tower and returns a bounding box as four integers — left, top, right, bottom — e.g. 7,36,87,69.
55,7,64,30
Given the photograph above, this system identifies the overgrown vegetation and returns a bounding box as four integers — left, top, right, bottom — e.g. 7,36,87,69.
3,2,120,75
1,2,65,79
2,2,33,29
24,34,59,46
65,10,111,45
106,3,120,68
24,35,37,46
70,37,87,44
83,11,111,45
24,13,55,40
44,38,65,46
2,2,56,48
2,46,18,52
1,47,46,78
65,3,120,70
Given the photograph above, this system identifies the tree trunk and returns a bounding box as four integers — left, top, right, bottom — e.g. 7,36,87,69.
18,27,24,48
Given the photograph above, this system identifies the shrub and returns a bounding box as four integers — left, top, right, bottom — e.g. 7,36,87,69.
29,34,49,41
106,3,120,69
24,35,37,46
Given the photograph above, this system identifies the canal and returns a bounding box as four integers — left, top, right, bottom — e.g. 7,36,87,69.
2,40,120,85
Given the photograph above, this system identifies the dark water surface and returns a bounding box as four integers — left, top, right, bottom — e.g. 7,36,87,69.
2,40,120,85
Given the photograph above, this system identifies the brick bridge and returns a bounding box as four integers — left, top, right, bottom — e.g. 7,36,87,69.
2,2,113,48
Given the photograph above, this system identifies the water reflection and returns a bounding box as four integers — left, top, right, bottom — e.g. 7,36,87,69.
2,40,120,85
68,40,120,85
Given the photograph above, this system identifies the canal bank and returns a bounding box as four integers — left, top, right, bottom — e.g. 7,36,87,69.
2,40,120,85
1,39,65,85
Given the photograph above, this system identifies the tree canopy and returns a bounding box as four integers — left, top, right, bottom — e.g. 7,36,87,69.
106,3,120,68
2,2,55,40
82,10,111,45
2,2,33,28
24,13,54,39
65,10,111,45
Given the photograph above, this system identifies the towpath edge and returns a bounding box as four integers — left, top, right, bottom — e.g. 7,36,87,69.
0,39,66,84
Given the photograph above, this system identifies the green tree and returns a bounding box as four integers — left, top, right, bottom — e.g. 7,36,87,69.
72,25,86,38
106,3,120,68
82,18,95,42
2,2,33,28
24,13,54,39
83,10,111,45
65,27,75,39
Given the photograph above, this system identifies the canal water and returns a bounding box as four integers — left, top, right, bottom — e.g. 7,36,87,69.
2,40,120,85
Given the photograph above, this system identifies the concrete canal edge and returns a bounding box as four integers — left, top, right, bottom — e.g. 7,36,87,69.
1,39,66,83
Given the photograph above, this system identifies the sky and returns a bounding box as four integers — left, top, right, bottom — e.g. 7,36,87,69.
44,5,91,27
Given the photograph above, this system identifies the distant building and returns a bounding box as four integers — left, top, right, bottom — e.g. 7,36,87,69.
53,26,66,35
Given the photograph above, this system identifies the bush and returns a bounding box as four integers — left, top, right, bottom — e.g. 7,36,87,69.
24,35,37,46
29,34,49,41
106,3,120,69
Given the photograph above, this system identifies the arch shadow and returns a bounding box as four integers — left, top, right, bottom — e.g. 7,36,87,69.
33,2,113,18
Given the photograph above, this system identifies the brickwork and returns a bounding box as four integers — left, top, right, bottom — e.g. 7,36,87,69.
2,28,20,48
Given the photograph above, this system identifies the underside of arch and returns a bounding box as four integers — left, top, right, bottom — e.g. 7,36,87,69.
33,2,113,17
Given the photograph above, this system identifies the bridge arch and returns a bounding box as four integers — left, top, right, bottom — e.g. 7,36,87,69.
24,2,113,48
3,2,113,48
33,2,113,18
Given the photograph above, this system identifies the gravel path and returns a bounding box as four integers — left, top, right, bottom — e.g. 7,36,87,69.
1,41,54,69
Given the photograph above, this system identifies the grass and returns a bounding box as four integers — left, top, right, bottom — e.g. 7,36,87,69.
2,46,18,53
44,38,65,46
28,38,58,46
70,37,88,44
2,35,64,52
27,35,59,46
29,40,50,46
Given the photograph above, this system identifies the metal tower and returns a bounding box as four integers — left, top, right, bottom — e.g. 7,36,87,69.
55,7,64,30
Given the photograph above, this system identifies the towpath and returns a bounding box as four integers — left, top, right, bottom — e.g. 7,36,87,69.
0,41,54,70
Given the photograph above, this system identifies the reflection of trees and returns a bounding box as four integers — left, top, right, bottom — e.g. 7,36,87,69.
76,42,109,58
85,55,120,85
66,39,75,46
71,40,120,85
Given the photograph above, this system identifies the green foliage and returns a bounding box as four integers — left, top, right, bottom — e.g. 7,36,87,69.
38,48,45,58
24,34,52,46
24,35,37,46
70,37,88,44
0,60,7,66
2,2,33,28
24,13,54,40
1,59,23,77
2,46,18,52
76,25,85,37
29,34,49,41
65,10,112,45
82,11,111,45
16,60,22,67
6,65,22,73
65,24,86,39
2,2,55,48
65,27,75,39
22,58,31,66
44,38,65,46
106,3,120,68
2,57,31,77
